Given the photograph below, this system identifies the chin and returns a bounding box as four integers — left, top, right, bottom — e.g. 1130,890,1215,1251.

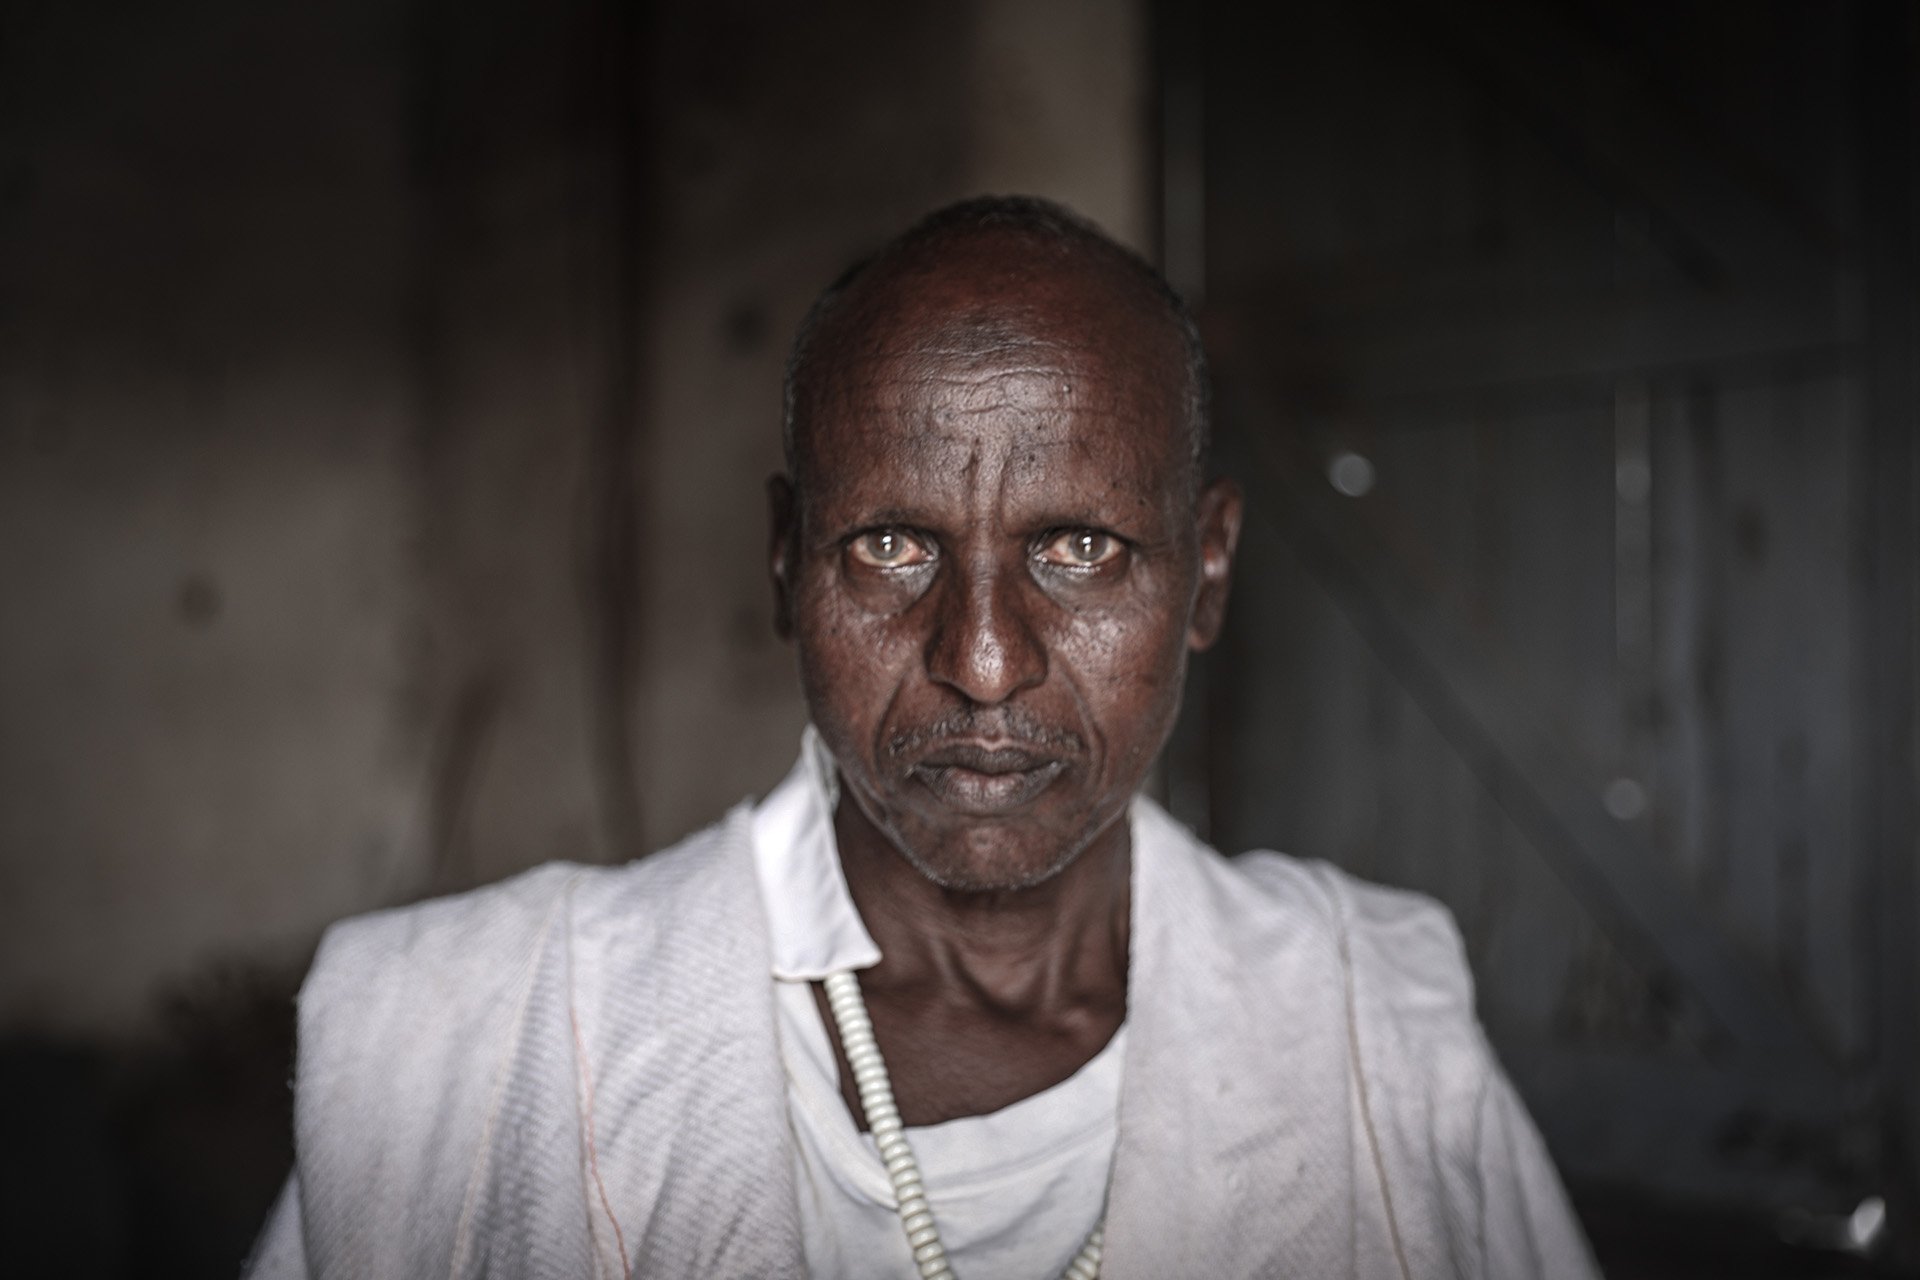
892,820,1098,894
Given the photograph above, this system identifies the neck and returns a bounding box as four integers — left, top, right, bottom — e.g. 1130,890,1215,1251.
831,793,1132,1013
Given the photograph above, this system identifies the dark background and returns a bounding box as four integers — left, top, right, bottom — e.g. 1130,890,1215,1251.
0,1,1913,1275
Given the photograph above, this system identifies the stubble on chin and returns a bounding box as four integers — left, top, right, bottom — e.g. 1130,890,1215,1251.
878,804,1118,894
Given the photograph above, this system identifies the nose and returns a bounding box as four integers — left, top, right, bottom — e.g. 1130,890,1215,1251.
923,560,1047,705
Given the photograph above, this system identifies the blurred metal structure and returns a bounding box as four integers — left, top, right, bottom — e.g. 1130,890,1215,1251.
1161,0,1918,1265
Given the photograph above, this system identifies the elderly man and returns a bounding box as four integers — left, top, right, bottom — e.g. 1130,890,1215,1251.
247,197,1597,1279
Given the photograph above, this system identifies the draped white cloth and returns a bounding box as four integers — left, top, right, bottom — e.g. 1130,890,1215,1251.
247,773,1598,1280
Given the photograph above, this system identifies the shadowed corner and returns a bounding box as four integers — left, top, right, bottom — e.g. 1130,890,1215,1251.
0,955,307,1280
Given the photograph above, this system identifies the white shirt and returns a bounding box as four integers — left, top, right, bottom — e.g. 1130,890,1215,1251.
750,731,1122,1280
250,737,1602,1280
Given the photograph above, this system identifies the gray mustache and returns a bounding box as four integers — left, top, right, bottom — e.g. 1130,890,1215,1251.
886,708,1085,761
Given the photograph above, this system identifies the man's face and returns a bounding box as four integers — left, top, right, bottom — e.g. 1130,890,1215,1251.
773,238,1239,891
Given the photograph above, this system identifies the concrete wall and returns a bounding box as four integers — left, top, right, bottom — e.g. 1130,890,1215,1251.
1,0,425,1039
0,0,1149,1042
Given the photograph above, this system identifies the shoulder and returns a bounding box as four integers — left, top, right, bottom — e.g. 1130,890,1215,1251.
1221,848,1499,1174
1249,853,1478,1018
295,809,757,1122
1143,802,1486,1093
1241,851,1483,1073
301,861,580,1020
288,809,759,1269
1138,807,1590,1273
303,808,750,1014
1141,802,1475,1018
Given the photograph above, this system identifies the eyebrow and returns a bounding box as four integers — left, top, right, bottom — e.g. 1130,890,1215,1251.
803,504,941,544
838,507,931,528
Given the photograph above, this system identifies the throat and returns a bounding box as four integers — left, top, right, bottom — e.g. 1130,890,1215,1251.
811,968,1127,1130
820,791,1134,1127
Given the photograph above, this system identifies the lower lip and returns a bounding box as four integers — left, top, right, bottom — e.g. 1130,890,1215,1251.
909,761,1068,814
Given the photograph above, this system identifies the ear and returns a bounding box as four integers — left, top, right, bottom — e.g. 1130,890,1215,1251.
768,473,798,641
1187,477,1243,652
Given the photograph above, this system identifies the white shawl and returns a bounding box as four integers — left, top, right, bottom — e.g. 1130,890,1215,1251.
246,799,1597,1279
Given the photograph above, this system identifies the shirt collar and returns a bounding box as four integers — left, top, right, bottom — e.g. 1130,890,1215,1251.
750,729,1164,982
750,727,883,981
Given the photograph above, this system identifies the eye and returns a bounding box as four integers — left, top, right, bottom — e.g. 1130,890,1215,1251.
1037,529,1124,569
847,528,934,569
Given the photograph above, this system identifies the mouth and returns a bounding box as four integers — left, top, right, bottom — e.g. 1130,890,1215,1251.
906,741,1070,815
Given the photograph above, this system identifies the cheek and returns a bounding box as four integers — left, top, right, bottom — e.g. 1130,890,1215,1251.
792,577,921,725
1053,600,1190,721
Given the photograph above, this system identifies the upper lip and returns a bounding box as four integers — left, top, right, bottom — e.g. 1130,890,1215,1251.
911,740,1059,775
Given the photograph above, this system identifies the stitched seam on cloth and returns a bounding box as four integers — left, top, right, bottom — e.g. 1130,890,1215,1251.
1331,873,1413,1280
568,886,632,1279
1469,1063,1494,1273
447,875,583,1280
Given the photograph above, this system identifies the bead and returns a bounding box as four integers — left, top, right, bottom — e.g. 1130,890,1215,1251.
824,969,1103,1280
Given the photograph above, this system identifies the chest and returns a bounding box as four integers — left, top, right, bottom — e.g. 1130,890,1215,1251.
777,978,1125,1280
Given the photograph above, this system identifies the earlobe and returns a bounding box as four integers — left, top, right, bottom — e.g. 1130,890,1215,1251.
1187,478,1243,652
768,474,797,641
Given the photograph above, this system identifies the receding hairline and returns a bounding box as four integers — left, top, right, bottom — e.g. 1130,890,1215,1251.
782,197,1211,487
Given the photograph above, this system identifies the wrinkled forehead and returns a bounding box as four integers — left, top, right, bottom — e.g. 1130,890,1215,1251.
792,248,1190,488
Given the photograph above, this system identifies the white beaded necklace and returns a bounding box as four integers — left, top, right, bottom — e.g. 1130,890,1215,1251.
821,970,1107,1280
